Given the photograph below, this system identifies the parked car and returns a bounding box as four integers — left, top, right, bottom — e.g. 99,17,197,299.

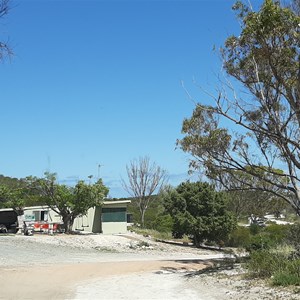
0,209,18,233
256,219,266,227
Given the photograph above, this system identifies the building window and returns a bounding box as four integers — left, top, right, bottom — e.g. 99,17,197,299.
102,207,126,222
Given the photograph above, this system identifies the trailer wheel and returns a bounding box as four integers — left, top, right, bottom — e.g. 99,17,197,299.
0,224,7,233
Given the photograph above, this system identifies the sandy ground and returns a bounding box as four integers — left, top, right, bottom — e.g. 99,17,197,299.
0,233,299,300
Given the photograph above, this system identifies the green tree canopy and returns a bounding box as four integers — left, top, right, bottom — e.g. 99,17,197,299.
223,168,289,220
0,175,32,214
163,181,236,247
178,0,300,216
26,172,109,233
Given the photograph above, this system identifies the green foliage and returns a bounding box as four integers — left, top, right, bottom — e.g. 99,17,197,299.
244,224,287,252
247,246,300,286
245,223,300,286
0,174,52,212
247,249,288,278
226,226,251,248
226,224,288,252
163,181,237,246
249,223,262,235
0,176,32,213
246,234,276,252
151,214,173,233
226,223,300,287
127,195,158,226
177,0,300,218
285,223,300,248
127,194,174,233
224,0,300,84
272,271,300,286
227,188,288,221
26,172,109,233
0,175,25,189
128,226,173,241
0,185,14,208
265,223,289,243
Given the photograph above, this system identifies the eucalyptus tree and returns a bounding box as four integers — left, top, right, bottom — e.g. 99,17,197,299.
221,168,288,220
178,0,300,215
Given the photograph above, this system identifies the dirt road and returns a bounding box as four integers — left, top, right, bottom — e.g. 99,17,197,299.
0,234,298,300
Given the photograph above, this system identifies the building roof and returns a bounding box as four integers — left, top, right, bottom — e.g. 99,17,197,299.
0,208,15,212
103,200,131,205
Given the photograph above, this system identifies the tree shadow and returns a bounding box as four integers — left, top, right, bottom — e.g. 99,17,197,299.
183,257,246,278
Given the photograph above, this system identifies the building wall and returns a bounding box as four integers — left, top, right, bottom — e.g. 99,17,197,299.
73,207,102,233
101,203,128,234
101,222,127,234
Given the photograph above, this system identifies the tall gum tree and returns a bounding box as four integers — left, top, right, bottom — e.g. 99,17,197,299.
178,0,300,215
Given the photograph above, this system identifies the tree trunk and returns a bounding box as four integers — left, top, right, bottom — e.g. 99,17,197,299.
140,210,145,228
62,214,74,234
193,235,201,248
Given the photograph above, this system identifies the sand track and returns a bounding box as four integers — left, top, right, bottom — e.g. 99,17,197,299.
0,233,299,300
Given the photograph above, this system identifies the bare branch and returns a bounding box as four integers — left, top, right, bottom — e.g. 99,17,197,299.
0,0,12,61
122,157,167,227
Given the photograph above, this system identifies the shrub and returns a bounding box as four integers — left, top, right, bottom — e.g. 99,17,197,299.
226,226,251,247
249,223,262,235
272,272,300,286
128,226,173,241
246,234,276,252
285,223,300,248
151,214,173,233
247,246,300,286
244,224,287,252
247,249,282,278
264,224,288,244
271,258,300,286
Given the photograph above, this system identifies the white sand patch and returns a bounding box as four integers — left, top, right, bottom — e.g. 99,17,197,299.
75,272,205,300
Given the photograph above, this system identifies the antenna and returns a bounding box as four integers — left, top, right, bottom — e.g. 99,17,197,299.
97,164,104,179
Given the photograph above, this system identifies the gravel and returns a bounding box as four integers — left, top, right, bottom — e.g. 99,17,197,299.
1,232,300,299
0,232,219,267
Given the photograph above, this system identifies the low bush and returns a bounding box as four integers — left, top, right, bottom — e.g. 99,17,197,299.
249,223,262,235
128,226,173,240
246,233,277,252
247,249,283,277
226,226,251,247
150,214,173,233
247,245,300,286
285,223,300,248
248,225,288,252
272,272,300,286
264,224,288,244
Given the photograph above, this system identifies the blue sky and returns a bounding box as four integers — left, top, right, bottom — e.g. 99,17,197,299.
0,0,262,198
